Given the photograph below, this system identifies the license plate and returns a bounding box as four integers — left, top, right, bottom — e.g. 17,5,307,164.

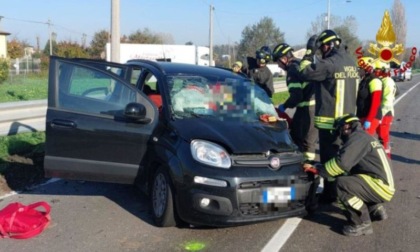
262,187,295,203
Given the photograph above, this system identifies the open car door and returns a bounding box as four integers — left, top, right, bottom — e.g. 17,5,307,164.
44,56,158,184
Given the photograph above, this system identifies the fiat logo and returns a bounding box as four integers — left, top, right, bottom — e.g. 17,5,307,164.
269,156,281,170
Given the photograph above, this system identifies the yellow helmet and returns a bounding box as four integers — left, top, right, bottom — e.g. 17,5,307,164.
372,59,389,70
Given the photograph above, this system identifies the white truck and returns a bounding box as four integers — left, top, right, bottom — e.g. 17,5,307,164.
106,43,212,66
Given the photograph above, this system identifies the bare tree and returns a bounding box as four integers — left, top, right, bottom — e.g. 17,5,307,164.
390,0,407,46
306,15,360,59
306,14,341,39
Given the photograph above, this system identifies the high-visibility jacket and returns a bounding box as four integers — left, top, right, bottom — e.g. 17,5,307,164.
381,76,397,117
356,74,383,120
300,47,359,129
322,127,395,202
283,59,315,109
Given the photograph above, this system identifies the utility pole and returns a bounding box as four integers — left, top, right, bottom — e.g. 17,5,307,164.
209,5,214,66
327,0,331,29
81,33,87,48
47,19,52,56
111,0,120,62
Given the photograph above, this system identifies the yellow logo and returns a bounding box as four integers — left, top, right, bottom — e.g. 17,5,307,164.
368,10,404,65
356,10,417,77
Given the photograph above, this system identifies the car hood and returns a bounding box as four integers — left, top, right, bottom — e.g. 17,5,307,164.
172,118,296,154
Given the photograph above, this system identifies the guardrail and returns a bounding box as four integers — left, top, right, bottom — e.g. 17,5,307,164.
0,99,47,136
0,81,287,136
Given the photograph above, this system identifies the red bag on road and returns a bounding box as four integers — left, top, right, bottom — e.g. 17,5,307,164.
0,201,51,239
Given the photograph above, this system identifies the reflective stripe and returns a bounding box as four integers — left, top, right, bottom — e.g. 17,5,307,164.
315,116,335,129
281,46,291,54
303,152,316,161
378,148,394,189
288,83,302,89
335,79,345,118
322,35,338,44
300,60,311,71
348,196,364,210
297,100,316,107
325,158,346,176
358,174,395,201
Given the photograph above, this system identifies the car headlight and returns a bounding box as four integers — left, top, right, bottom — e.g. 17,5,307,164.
190,140,231,169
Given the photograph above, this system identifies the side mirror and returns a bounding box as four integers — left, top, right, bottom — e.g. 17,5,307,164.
124,102,151,123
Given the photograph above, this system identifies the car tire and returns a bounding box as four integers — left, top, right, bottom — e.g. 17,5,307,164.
151,167,176,227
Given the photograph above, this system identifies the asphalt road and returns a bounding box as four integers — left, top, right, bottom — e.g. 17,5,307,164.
1,75,420,252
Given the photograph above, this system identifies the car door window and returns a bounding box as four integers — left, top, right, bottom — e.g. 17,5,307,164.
58,62,136,116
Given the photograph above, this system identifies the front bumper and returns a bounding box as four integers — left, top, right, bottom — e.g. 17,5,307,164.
174,160,313,227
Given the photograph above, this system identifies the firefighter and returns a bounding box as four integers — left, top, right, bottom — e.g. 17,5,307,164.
375,63,397,158
272,43,318,164
303,114,395,236
356,57,383,135
249,46,274,97
299,30,359,202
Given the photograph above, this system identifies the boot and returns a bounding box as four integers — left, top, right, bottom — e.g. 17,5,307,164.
370,204,388,221
342,221,373,236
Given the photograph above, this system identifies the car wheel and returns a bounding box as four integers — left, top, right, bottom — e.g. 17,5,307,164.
151,167,176,227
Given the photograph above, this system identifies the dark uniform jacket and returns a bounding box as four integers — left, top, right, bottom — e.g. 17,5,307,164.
283,59,315,109
249,65,274,98
299,47,359,129
321,127,395,201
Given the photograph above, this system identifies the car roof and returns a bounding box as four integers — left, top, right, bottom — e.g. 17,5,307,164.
126,59,247,79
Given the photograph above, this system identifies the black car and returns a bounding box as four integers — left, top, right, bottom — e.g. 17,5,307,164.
45,56,315,227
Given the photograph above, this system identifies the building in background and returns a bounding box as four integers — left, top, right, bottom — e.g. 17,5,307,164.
0,30,11,58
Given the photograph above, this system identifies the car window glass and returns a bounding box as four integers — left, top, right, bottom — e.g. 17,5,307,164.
130,68,141,86
58,62,136,116
145,73,158,93
167,74,276,121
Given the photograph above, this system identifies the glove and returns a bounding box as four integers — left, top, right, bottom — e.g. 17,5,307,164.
278,104,285,113
363,120,371,130
303,163,319,175
303,35,318,62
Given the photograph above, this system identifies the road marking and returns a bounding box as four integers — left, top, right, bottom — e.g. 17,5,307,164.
261,78,420,252
394,81,420,105
261,217,302,252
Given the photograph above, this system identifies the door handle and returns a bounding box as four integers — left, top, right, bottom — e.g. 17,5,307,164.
50,119,77,128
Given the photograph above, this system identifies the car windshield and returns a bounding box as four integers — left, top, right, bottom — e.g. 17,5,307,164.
167,74,277,121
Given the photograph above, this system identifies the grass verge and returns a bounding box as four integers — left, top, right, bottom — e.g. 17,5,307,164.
0,73,48,102
0,132,45,173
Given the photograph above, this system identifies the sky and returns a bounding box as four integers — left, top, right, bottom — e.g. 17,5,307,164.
1,0,419,50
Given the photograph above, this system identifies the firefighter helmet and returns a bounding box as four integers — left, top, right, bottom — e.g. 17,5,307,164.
316,29,342,48
256,46,272,63
272,43,294,62
373,60,389,70
333,114,360,138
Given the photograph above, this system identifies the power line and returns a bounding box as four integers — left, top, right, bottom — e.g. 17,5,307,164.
2,16,48,25
3,16,93,40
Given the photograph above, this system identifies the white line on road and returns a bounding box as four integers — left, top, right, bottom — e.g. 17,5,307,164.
261,78,420,252
261,217,302,252
394,81,420,105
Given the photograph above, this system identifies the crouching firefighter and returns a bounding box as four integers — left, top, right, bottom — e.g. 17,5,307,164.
303,114,395,236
